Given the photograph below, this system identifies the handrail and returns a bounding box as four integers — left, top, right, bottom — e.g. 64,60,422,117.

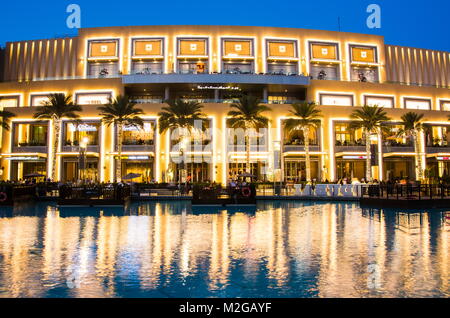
361,184,450,200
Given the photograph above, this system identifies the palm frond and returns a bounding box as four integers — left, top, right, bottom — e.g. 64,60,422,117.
98,95,144,127
0,109,16,131
32,93,81,120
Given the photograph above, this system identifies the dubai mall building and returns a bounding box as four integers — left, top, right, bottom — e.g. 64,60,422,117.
0,25,449,184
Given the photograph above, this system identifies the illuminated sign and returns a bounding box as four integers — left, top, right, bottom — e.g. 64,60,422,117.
76,93,111,105
5,156,43,161
342,156,367,160
437,157,450,161
119,156,150,160
123,122,153,132
197,85,240,90
69,123,98,132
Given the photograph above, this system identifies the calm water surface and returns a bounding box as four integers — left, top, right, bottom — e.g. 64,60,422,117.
0,201,448,298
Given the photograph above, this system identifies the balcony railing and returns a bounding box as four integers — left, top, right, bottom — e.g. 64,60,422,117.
283,145,320,152
426,146,450,154
12,144,48,153
62,144,99,153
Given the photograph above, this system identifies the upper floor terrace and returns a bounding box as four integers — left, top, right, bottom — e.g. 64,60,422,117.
1,25,448,90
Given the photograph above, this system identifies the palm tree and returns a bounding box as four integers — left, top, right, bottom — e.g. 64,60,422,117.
158,99,207,182
350,105,390,182
33,93,81,181
398,112,425,181
227,95,271,175
284,102,322,183
98,95,144,182
0,109,16,131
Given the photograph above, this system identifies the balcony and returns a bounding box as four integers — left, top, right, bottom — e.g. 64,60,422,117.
227,144,268,153
122,72,310,86
62,144,99,153
119,140,155,153
383,142,415,153
426,144,450,154
12,142,48,154
283,145,320,153
335,140,366,153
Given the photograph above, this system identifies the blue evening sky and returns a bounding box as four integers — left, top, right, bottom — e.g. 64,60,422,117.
0,0,449,51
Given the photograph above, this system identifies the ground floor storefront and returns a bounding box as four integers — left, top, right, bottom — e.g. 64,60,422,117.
120,157,154,183
61,156,99,182
336,158,366,181
426,157,450,179
228,162,268,181
283,157,320,182
384,157,415,181
10,159,47,181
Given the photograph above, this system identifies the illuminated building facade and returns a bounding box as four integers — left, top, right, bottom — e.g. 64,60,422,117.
0,25,449,183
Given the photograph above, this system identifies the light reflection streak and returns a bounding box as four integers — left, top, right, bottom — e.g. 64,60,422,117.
0,202,447,298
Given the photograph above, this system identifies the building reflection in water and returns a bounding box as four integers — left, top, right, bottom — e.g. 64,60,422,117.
0,201,448,298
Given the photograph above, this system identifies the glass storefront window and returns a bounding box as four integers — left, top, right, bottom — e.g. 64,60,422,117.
223,62,254,74
122,122,155,146
335,123,364,146
336,160,366,180
350,66,379,82
122,160,154,183
88,62,118,78
64,122,100,146
131,61,163,75
267,63,298,75
310,64,339,80
13,123,48,147
283,125,319,146
284,160,319,182
170,120,212,149
11,161,47,181
178,61,208,74
228,162,266,181
384,159,414,180
63,158,99,182
170,163,210,183
425,126,450,147
382,125,412,147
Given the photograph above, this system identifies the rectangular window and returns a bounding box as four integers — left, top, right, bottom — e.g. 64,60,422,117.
133,39,163,57
310,64,339,80
122,122,155,146
440,100,450,111
178,39,208,56
63,121,100,147
88,40,119,59
404,98,431,110
267,40,297,58
351,66,379,82
131,61,163,75
88,62,119,78
310,43,339,60
30,95,50,107
13,123,48,147
351,46,377,63
320,94,354,106
364,95,394,108
223,39,253,57
335,123,364,146
0,96,20,108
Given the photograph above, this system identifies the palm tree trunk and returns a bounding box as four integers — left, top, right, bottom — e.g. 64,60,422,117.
116,124,123,182
303,126,311,183
51,118,61,181
413,130,423,181
365,129,372,182
246,134,251,174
